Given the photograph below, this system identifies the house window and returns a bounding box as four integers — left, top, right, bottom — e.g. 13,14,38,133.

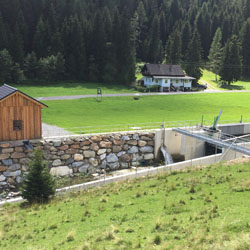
176,80,179,83
165,80,168,83
155,79,159,83
13,120,22,131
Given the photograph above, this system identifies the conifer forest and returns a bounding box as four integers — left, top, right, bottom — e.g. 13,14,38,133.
1,0,250,85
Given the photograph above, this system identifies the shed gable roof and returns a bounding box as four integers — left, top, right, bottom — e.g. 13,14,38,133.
142,64,185,77
0,84,47,107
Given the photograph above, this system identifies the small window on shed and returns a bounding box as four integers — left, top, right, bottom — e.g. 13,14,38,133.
13,120,22,131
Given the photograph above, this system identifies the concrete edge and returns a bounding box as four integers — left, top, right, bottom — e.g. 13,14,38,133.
0,153,225,207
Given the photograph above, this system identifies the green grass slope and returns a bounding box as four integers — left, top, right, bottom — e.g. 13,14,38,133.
12,82,137,97
1,161,250,249
200,69,250,90
42,93,250,129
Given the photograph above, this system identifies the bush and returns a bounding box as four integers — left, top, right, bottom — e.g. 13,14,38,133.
20,149,55,203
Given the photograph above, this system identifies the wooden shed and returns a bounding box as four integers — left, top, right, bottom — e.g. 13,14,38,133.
0,84,47,141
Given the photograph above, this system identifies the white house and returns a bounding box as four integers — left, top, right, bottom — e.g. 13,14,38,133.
141,64,195,92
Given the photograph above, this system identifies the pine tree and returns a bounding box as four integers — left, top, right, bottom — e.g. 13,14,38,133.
24,52,39,80
166,30,182,64
184,29,202,83
0,49,13,83
240,18,250,77
21,149,55,204
208,28,223,81
220,36,242,85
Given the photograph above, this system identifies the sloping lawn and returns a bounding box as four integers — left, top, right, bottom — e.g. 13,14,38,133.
42,92,250,129
12,82,137,97
200,69,250,90
1,161,250,249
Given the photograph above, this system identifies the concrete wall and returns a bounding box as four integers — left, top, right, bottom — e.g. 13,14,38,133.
217,123,250,135
154,128,206,161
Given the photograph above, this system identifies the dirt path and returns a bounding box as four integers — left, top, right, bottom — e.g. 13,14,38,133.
42,123,71,138
200,79,219,91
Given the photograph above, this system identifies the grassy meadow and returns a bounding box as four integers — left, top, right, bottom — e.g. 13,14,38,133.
42,92,250,129
1,161,250,249
200,69,250,90
12,82,137,97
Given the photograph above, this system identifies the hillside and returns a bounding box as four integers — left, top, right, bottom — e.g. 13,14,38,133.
1,160,250,249
1,0,250,84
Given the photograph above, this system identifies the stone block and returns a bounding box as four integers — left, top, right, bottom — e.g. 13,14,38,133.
123,144,129,151
128,140,137,146
2,148,14,153
99,141,112,148
11,152,25,159
119,154,131,162
112,146,122,153
144,153,154,160
128,146,139,154
108,162,120,170
50,166,73,177
15,147,24,152
90,143,99,151
52,159,62,166
89,158,98,167
72,144,80,149
66,158,74,165
20,158,30,165
100,153,106,160
139,146,153,153
79,165,89,174
0,166,8,172
133,134,140,140
61,154,71,160
113,140,123,145
107,153,118,163
0,154,10,160
0,175,6,182
74,154,84,161
53,140,62,147
66,149,78,154
120,162,129,169
72,162,84,168
117,151,126,157
147,141,154,146
84,151,95,158
0,143,10,148
59,145,69,151
138,140,147,147
16,176,22,183
81,140,91,146
8,164,21,171
3,170,21,177
11,141,23,147
121,136,130,141
97,149,106,155
140,136,151,141
2,159,13,166
90,136,102,142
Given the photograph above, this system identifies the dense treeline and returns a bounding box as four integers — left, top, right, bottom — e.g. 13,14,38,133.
0,0,250,85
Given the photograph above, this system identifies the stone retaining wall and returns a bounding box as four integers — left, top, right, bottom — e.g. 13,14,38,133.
0,132,155,192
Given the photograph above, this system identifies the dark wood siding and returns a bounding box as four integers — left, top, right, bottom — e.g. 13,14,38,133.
0,92,43,141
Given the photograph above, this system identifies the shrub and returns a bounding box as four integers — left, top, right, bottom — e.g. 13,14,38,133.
20,149,55,203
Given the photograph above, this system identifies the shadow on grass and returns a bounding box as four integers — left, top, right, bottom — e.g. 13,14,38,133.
211,80,244,90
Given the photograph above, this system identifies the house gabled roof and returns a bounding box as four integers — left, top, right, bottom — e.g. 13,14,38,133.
0,84,48,107
142,64,186,77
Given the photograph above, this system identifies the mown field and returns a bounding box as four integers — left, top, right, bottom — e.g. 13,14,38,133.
1,161,250,250
200,70,250,90
12,82,137,97
42,92,250,129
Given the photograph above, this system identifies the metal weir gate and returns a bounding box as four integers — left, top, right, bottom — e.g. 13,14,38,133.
173,126,250,156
